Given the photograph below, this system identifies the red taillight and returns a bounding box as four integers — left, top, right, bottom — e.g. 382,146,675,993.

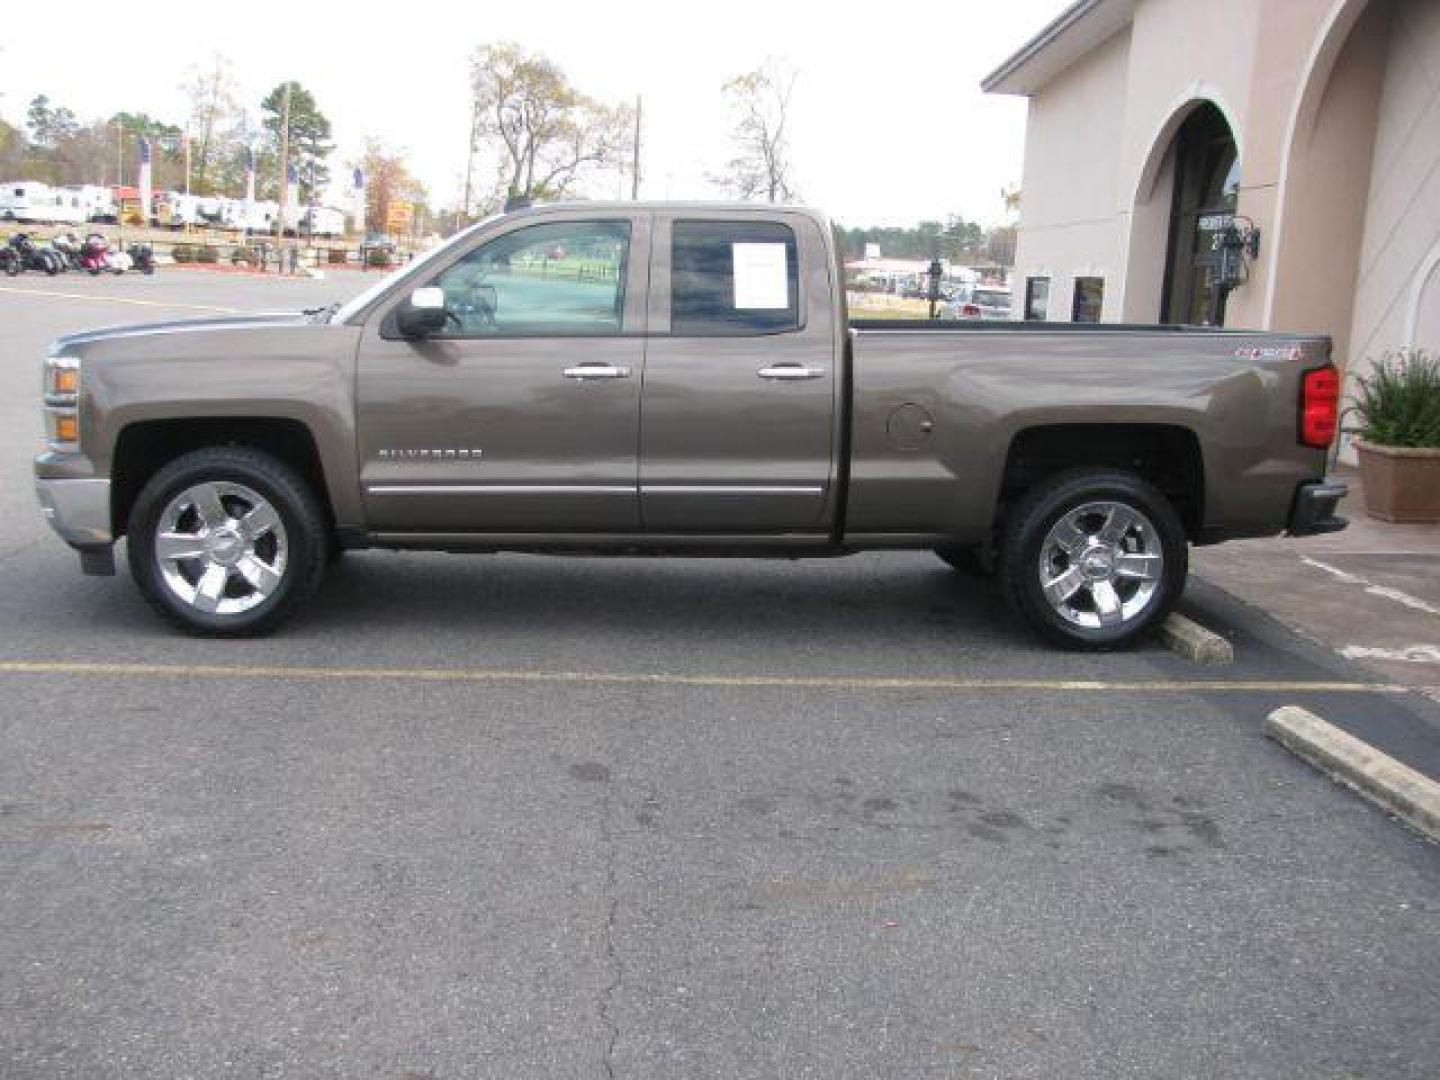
1300,366,1340,447
962,303,981,318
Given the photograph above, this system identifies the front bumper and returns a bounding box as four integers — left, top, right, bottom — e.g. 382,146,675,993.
1287,479,1349,536
35,477,115,574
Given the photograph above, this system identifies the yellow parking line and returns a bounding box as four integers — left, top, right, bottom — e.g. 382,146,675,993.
0,659,1415,695
0,285,238,314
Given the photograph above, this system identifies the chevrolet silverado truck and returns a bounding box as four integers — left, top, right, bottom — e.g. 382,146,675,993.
34,202,1348,648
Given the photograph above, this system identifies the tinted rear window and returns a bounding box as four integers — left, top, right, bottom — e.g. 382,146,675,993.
671,220,800,335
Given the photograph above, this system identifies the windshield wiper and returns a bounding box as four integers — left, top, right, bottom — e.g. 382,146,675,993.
304,302,341,324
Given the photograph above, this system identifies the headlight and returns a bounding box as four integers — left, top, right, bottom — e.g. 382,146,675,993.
44,355,80,406
43,355,80,449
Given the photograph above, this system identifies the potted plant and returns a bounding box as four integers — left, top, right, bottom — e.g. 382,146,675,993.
1348,348,1440,522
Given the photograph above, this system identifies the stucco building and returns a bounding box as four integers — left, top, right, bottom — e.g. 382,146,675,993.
985,0,1439,402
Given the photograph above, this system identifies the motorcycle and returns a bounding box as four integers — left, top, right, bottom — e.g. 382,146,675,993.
52,232,84,272
79,233,119,275
127,243,155,275
8,234,63,275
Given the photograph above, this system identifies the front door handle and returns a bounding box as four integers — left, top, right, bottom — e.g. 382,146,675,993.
757,364,826,381
564,363,632,380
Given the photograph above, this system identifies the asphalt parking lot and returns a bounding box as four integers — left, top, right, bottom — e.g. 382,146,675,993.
2,272,1438,1079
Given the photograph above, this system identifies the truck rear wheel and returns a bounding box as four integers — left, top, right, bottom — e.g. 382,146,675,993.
999,469,1187,650
126,447,329,637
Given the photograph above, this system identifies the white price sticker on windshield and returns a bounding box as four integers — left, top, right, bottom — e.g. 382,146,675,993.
732,242,789,309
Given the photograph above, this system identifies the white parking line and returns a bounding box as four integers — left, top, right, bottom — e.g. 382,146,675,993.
1300,556,1440,618
0,285,238,314
1340,644,1440,664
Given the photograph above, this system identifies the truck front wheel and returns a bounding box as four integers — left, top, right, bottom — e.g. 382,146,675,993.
126,446,329,636
999,469,1187,650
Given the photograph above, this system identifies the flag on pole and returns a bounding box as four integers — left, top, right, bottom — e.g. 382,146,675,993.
243,145,256,205
136,137,153,225
352,167,366,234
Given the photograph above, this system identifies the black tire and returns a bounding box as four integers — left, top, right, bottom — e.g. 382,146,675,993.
126,446,330,637
999,468,1187,651
934,543,994,577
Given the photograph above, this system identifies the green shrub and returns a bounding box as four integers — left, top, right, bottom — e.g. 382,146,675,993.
1349,348,1440,448
196,245,220,264
171,244,194,263
366,247,392,268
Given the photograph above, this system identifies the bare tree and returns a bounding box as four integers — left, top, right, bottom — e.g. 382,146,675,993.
182,53,241,195
715,60,798,202
357,139,427,235
466,43,633,211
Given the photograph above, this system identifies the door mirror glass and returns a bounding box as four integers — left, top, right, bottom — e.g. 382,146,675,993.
396,286,448,338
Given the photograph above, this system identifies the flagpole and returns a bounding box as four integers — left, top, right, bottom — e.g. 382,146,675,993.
276,81,292,256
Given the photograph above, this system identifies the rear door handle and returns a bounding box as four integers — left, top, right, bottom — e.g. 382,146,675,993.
757,364,826,380
564,363,631,380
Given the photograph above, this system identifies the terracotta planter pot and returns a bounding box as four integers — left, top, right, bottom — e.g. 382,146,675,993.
1355,440,1440,523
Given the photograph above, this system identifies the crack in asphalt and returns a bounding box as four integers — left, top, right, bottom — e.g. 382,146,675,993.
598,782,622,1080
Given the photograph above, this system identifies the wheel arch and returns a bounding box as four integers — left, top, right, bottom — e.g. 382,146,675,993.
111,417,334,539
998,423,1205,540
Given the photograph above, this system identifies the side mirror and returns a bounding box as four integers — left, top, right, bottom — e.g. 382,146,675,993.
396,286,448,338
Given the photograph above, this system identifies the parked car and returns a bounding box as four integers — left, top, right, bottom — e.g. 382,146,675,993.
943,284,1013,320
35,202,1346,648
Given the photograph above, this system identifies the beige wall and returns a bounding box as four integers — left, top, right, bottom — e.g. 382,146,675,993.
1011,27,1132,321
1256,0,1390,378
1349,0,1440,367
1008,0,1437,358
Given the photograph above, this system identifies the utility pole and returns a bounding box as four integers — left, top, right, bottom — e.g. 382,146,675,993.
275,81,292,249
630,95,642,200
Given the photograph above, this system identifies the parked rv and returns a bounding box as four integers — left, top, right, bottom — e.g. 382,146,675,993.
0,182,86,225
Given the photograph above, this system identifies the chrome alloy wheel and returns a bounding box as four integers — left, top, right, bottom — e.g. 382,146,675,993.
153,481,288,616
1037,501,1163,630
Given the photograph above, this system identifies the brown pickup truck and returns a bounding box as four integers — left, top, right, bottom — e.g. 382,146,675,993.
35,202,1347,647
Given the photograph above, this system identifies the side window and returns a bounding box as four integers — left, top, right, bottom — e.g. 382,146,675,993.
1024,276,1050,321
429,220,629,337
671,220,800,335
1072,276,1104,323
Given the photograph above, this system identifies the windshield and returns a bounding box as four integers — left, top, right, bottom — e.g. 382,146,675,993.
975,289,1011,307
330,214,502,324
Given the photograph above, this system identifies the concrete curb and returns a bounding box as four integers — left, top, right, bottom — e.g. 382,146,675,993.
1265,705,1440,842
1159,613,1234,665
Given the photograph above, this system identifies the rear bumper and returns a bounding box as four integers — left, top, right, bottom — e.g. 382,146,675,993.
1287,479,1349,536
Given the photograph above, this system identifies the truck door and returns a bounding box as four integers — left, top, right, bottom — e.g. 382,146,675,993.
640,214,839,531
356,213,649,533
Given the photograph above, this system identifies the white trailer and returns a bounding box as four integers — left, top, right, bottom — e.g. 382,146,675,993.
63,185,117,223
0,182,86,224
217,198,280,233
299,206,346,238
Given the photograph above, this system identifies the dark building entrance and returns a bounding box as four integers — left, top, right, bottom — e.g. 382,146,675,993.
1160,103,1241,326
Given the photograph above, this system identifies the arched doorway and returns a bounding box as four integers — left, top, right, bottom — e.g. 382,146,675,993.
1159,103,1240,326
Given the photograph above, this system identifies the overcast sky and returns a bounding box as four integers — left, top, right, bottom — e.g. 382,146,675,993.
0,0,1070,226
